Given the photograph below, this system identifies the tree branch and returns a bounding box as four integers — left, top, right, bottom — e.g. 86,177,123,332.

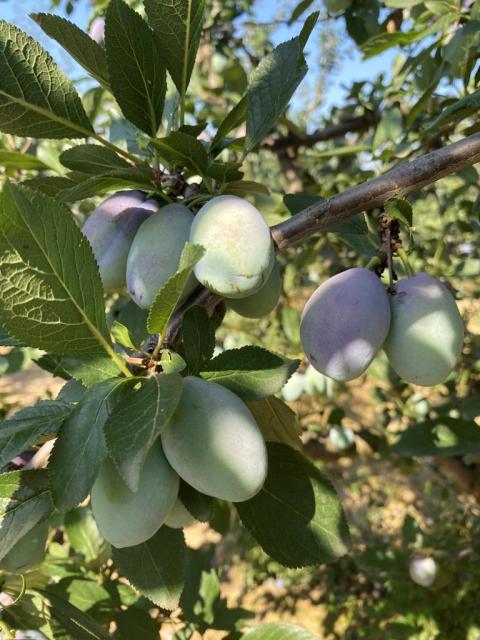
161,133,480,344
262,113,378,152
271,133,480,249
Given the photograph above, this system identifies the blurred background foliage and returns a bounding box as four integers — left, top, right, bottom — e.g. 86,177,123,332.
1,0,480,638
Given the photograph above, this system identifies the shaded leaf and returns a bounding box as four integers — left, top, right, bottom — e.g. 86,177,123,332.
31,13,110,90
246,396,302,451
64,508,102,562
0,400,73,468
246,37,308,153
235,443,350,567
113,526,186,610
60,144,130,174
152,131,209,175
105,0,167,136
0,150,49,171
105,374,183,491
145,0,205,97
181,306,215,375
0,20,93,138
392,418,480,457
201,347,300,401
49,378,136,510
0,469,53,560
243,622,318,640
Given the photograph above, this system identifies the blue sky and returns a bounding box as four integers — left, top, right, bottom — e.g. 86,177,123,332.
0,0,397,118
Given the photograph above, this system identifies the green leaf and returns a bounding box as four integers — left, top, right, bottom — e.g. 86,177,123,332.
384,197,413,227
224,180,270,196
245,37,308,153
301,143,371,159
181,306,215,376
243,622,319,640
206,161,243,183
235,443,350,568
35,353,122,388
49,578,110,614
178,481,213,522
210,96,247,153
152,131,209,175
36,589,111,640
64,508,102,562
104,374,183,491
288,0,315,25
246,396,302,451
147,243,205,335
21,176,76,197
0,150,49,171
111,320,138,351
105,0,167,136
112,526,186,610
425,89,480,132
0,469,53,561
31,13,110,90
115,608,160,640
392,418,480,457
0,400,73,468
201,347,300,401
0,182,128,377
49,378,136,510
145,0,205,97
0,20,93,139
298,11,319,49
60,144,130,175
59,168,155,203
57,379,86,404
372,106,403,149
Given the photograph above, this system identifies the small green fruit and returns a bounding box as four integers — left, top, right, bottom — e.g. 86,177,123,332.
126,203,196,309
190,196,274,298
91,444,179,548
228,258,281,318
384,273,464,386
161,377,268,502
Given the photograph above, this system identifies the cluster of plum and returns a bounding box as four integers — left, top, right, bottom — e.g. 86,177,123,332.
82,191,280,318
301,267,464,386
91,376,268,548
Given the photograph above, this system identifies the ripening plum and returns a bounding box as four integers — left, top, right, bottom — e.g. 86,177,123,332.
190,195,274,298
161,377,268,502
91,443,179,548
228,258,281,318
165,498,198,529
126,204,196,309
89,17,105,45
383,273,464,386
300,268,391,381
0,520,49,573
409,556,437,587
82,191,157,290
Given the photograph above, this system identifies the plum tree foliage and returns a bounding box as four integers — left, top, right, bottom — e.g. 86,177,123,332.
0,0,476,635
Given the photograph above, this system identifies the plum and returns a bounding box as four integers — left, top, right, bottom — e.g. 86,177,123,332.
228,258,281,318
89,17,105,45
300,268,391,381
91,443,179,548
165,498,198,529
409,556,437,587
384,273,464,386
190,195,274,298
0,520,49,573
82,191,157,290
126,203,196,309
161,377,267,502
